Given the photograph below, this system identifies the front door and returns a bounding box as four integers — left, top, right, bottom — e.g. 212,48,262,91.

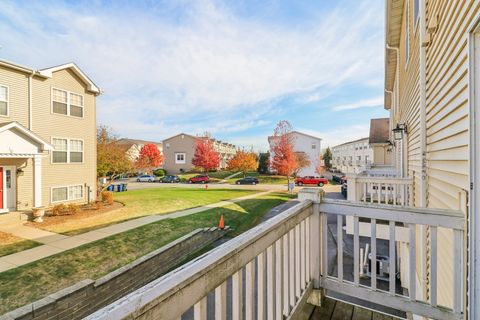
0,166,16,213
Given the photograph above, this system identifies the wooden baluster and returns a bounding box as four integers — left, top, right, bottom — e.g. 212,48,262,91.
305,216,311,282
267,244,276,320
371,218,377,290
389,221,396,295
194,297,207,320
453,229,464,313
409,224,416,301
300,220,306,290
295,224,301,299
283,234,290,317
377,183,381,204
215,281,227,320
337,215,343,282
363,182,367,202
289,229,295,308
393,184,397,205
275,239,284,319
354,216,360,286
245,261,256,320
322,213,328,282
430,226,437,307
232,269,244,320
257,252,266,320
370,183,373,203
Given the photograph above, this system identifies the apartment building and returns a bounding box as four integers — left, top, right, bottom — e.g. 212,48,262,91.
268,131,322,176
162,133,236,173
0,60,100,213
332,137,372,174
117,138,163,162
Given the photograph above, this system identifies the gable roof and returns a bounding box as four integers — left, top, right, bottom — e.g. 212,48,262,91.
332,137,370,149
163,133,199,142
38,63,101,94
268,130,322,143
0,121,53,151
117,138,163,148
369,118,390,144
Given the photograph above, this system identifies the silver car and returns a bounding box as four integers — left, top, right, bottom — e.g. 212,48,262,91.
136,175,156,182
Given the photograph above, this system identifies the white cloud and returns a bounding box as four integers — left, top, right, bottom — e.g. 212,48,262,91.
0,0,384,140
331,96,384,111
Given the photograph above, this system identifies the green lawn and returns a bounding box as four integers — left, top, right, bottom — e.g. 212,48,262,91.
35,188,259,235
0,192,294,314
0,232,41,258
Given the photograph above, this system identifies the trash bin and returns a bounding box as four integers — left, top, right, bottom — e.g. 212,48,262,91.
107,185,114,192
122,183,128,191
116,184,122,192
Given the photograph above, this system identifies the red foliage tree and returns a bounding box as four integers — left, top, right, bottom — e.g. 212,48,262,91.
270,121,297,181
315,154,326,175
136,143,164,173
192,138,220,172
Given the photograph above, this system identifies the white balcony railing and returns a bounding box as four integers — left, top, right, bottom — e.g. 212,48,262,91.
88,189,465,320
348,175,413,206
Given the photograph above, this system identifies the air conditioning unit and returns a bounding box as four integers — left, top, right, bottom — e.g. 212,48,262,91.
367,254,390,281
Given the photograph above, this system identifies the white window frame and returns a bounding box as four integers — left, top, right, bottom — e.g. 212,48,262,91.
413,0,420,31
51,184,84,203
51,87,84,118
51,137,84,164
175,152,186,164
0,84,9,117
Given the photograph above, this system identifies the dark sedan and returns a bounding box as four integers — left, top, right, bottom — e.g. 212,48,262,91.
159,175,180,183
235,177,259,185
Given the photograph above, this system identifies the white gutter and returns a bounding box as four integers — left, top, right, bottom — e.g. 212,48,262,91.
419,0,427,208
386,44,401,177
28,72,33,130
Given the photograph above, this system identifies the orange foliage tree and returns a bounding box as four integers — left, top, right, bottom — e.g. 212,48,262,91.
192,138,220,172
270,120,297,182
136,143,164,173
315,154,326,175
294,152,311,176
227,150,258,177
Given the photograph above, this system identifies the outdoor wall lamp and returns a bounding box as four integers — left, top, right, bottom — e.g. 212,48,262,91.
393,123,408,141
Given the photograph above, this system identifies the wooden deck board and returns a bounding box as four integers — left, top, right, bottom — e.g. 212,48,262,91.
310,297,397,320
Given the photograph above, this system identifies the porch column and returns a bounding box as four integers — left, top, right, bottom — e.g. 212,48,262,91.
33,154,42,207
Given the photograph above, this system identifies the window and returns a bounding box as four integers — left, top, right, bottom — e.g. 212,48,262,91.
175,152,186,164
0,85,8,116
413,0,420,28
52,138,83,163
311,142,317,150
70,139,83,163
52,88,84,118
52,138,68,163
52,185,83,202
405,1,410,66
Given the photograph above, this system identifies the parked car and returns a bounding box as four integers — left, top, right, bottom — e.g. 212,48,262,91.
188,174,210,184
294,176,329,187
159,175,180,183
136,175,156,182
235,177,259,185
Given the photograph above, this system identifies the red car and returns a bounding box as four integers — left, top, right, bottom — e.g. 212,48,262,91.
188,174,210,184
294,176,329,187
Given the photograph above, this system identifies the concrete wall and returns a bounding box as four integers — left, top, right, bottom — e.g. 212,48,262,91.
1,227,229,320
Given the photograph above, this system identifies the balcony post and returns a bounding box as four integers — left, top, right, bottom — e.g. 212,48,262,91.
347,174,362,202
298,188,324,307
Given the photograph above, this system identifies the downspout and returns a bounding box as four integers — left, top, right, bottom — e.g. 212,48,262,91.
419,0,427,208
386,44,401,176
28,72,33,130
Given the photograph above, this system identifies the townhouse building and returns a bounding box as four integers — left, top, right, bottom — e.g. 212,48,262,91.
117,138,163,162
0,60,100,213
162,133,236,173
332,137,372,174
268,131,322,176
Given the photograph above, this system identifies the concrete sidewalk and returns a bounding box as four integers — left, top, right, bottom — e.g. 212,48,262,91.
0,191,272,273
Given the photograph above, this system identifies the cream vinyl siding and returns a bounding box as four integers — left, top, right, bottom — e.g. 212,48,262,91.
0,158,33,210
392,0,479,309
32,68,97,206
0,65,30,127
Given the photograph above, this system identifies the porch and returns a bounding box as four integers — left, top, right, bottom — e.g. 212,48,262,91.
87,188,465,320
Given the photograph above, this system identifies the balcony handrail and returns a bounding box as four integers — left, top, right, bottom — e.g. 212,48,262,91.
87,200,315,320
355,176,413,184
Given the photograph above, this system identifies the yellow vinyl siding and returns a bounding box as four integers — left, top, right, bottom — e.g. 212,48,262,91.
0,65,30,127
32,69,97,206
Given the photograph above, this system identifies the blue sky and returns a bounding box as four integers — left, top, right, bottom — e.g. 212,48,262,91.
0,0,388,151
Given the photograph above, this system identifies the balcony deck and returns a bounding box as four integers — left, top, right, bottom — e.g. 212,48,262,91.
309,297,396,319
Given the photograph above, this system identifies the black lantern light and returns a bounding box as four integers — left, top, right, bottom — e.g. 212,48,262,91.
393,123,407,141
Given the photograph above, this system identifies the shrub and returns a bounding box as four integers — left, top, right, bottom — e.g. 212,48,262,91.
94,201,104,210
101,191,114,205
153,168,167,177
51,203,81,216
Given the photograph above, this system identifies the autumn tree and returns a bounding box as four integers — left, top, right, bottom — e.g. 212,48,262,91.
293,152,311,176
135,143,164,173
270,120,297,183
257,152,270,174
227,150,258,177
192,138,220,172
97,125,133,189
323,147,332,169
315,154,327,175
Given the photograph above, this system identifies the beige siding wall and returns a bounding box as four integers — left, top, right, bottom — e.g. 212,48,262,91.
31,69,97,206
0,66,29,127
392,0,479,308
162,135,197,173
